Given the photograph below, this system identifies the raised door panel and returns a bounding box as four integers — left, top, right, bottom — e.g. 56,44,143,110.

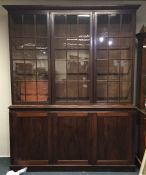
96,112,134,165
10,111,51,165
52,112,90,165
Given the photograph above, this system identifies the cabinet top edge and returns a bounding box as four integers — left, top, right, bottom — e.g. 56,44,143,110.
9,104,135,110
3,5,140,11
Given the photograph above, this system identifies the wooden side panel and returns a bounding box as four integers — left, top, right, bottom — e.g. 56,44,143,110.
96,112,134,165
11,111,50,165
138,114,146,161
53,112,89,164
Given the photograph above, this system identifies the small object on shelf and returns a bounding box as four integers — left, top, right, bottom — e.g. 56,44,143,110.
15,63,33,75
140,25,146,33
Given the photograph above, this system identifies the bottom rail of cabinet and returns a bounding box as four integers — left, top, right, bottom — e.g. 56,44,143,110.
10,164,137,172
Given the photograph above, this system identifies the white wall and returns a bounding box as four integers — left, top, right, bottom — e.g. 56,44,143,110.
0,0,146,157
0,6,11,157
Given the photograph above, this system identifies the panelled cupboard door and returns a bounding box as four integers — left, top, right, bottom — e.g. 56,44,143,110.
96,112,134,165
10,111,52,165
52,112,93,165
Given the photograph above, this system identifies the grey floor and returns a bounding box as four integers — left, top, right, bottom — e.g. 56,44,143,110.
0,158,139,175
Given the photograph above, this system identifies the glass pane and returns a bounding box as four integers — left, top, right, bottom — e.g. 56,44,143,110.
56,74,66,81
109,60,120,80
120,38,131,49
121,14,132,35
109,50,120,60
120,60,131,73
13,38,24,50
23,38,35,49
97,37,108,49
37,60,48,80
13,81,22,102
12,15,23,37
78,16,90,49
109,14,120,36
55,50,66,60
13,60,25,80
19,81,49,102
67,80,78,99
121,49,130,59
78,37,90,49
22,81,37,102
67,15,78,37
120,60,132,81
25,60,36,80
37,81,48,102
67,38,79,49
12,48,24,59
108,38,120,48
79,81,89,99
78,16,90,36
120,81,131,102
13,61,36,79
36,50,48,60
56,80,67,99
109,60,120,75
67,59,78,73
108,81,119,102
23,14,34,37
97,14,108,37
54,15,66,37
96,50,108,60
79,59,88,73
55,60,66,74
55,38,66,49
36,14,47,37
67,50,78,60
96,80,107,101
97,60,108,79
79,50,89,60
24,50,35,59
36,38,48,49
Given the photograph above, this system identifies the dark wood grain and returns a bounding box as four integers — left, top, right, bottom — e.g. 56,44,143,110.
6,4,139,171
96,112,133,165
54,112,88,162
3,5,140,11
11,111,49,164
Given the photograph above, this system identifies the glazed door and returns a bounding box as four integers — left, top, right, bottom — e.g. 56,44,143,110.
94,12,135,104
10,12,51,104
51,12,93,104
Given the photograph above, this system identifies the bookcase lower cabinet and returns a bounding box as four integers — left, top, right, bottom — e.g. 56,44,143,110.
9,109,135,171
